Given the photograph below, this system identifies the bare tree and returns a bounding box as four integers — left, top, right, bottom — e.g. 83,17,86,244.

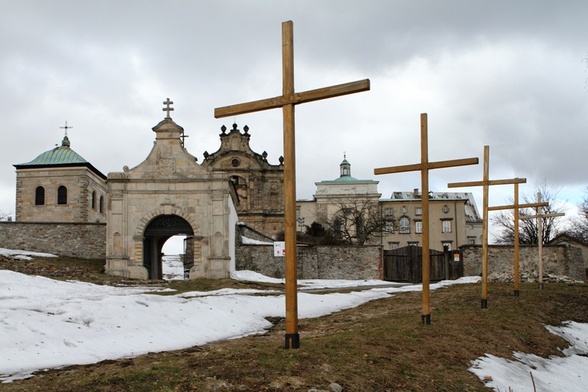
566,187,588,242
0,210,12,221
491,182,565,245
322,198,387,246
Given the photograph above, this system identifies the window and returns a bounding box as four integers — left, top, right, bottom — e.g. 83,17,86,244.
385,221,394,233
389,242,399,250
468,237,476,245
399,217,410,234
99,196,104,214
442,220,452,233
415,207,422,216
35,186,45,205
57,186,67,205
384,208,393,216
91,191,96,210
442,242,452,251
408,241,419,247
415,221,423,234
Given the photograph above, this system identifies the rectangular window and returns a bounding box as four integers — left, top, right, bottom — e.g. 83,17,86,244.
442,242,452,251
468,237,476,245
415,221,422,234
385,221,394,233
389,242,399,250
415,207,422,216
408,241,419,247
384,208,393,216
400,217,410,234
442,220,452,233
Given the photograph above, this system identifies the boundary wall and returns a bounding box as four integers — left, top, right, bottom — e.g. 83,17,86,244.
0,222,106,259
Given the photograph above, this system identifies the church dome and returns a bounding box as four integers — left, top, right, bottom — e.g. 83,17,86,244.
15,136,88,167
13,134,106,179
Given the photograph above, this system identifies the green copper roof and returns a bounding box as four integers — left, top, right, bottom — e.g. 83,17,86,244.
15,136,88,166
331,175,361,182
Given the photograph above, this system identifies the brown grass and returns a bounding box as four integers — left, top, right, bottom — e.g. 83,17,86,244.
2,257,587,391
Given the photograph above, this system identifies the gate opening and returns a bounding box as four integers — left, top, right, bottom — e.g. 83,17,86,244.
143,215,194,280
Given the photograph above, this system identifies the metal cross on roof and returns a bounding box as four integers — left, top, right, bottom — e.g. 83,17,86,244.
59,121,73,136
162,98,174,118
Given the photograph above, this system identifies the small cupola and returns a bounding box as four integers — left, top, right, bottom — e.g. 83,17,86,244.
340,153,351,177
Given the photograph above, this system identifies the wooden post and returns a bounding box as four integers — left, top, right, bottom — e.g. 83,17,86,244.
519,192,565,289
489,189,548,296
374,113,478,324
448,146,527,308
214,21,370,348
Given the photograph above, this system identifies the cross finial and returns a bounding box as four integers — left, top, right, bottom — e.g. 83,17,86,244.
162,98,174,119
60,121,73,136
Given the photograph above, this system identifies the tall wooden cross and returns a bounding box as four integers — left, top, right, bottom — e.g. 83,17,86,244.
374,113,478,324
448,145,526,308
488,185,548,296
519,192,564,289
214,21,370,348
60,121,73,136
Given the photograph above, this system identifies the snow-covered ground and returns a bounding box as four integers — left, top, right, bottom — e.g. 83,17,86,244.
1,248,587,390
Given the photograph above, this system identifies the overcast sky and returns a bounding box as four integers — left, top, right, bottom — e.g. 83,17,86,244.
1,1,586,234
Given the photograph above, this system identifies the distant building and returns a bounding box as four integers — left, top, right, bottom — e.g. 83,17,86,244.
13,135,107,223
297,157,482,251
201,124,284,237
379,190,482,250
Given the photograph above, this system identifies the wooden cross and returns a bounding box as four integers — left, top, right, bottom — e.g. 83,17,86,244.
162,98,174,119
448,145,526,308
488,185,548,296
519,192,564,289
214,20,370,348
374,113,478,324
60,121,73,136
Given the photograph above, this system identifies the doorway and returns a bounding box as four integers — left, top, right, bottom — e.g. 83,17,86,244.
143,215,194,280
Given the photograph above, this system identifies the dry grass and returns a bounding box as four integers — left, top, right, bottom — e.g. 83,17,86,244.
2,257,588,391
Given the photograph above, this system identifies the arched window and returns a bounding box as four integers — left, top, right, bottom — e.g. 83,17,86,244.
35,186,45,206
399,216,410,234
91,191,96,210
57,186,68,205
99,196,104,214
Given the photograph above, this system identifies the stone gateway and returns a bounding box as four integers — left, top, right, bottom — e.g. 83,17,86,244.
105,105,237,279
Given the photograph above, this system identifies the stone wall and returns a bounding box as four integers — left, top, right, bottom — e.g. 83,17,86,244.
461,244,586,282
236,244,382,280
0,222,106,259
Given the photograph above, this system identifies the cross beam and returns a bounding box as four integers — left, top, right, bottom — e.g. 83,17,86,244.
448,145,526,308
214,21,370,349
518,192,564,289
487,185,548,296
60,121,73,137
163,98,174,119
374,113,478,324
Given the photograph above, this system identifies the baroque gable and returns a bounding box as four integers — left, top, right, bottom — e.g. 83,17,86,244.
121,118,207,179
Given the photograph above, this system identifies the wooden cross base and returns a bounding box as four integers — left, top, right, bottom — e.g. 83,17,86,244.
421,314,431,325
481,299,488,309
514,290,520,297
284,333,300,349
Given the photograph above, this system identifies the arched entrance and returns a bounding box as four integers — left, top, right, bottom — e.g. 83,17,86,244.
143,214,194,280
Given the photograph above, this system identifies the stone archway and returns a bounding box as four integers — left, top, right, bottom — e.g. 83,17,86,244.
143,214,194,280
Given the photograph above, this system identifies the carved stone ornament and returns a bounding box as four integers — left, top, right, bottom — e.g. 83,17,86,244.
157,157,176,175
